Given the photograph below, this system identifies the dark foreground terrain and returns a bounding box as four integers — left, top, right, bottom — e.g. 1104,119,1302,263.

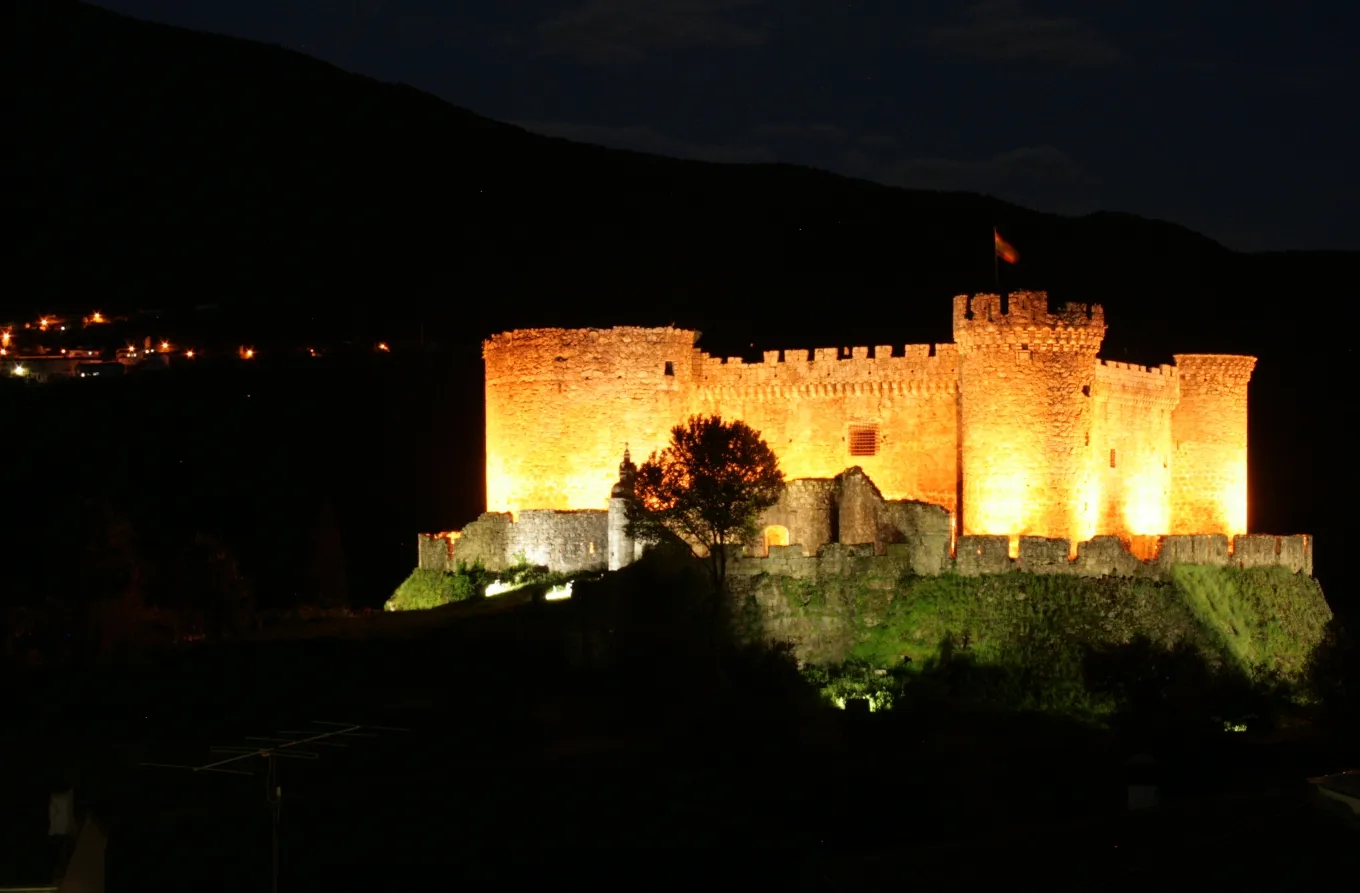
3,593,1355,890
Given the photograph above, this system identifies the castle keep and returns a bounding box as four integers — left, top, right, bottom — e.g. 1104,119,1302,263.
481,293,1254,547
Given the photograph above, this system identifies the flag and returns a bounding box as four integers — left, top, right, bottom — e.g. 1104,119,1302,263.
994,227,1020,264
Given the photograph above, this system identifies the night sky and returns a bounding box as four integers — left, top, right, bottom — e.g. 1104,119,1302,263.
89,2,1356,252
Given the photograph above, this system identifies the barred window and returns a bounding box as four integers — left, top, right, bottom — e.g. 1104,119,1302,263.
848,424,880,457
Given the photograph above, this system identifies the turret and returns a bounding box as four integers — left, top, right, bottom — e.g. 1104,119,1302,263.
608,447,639,571
482,326,698,516
954,292,1106,548
1169,354,1257,536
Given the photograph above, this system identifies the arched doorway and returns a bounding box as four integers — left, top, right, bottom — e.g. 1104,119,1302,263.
763,525,790,556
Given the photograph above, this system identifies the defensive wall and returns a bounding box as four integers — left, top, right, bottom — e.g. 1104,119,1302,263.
418,510,609,575
480,293,1256,549
417,520,1313,582
726,534,1312,582
419,465,1311,582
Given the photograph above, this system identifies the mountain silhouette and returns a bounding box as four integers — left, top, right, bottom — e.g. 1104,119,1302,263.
7,0,1353,361
3,0,1355,609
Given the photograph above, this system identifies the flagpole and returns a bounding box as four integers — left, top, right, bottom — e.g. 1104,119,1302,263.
992,225,999,291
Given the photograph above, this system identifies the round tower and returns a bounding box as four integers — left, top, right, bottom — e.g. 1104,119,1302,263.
483,326,699,516
1169,354,1257,536
954,292,1107,546
607,447,638,571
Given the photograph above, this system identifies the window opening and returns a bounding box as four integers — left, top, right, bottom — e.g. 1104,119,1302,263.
848,424,880,457
763,525,790,556
664,361,674,376
1110,449,1117,468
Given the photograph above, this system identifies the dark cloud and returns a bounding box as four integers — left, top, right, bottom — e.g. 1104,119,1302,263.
929,0,1124,67
535,0,767,65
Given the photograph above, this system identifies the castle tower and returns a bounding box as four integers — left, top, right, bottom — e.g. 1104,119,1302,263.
607,447,638,571
483,326,699,516
1169,354,1257,536
954,292,1107,546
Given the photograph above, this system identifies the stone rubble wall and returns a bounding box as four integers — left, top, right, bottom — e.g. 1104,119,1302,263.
728,533,1313,580
417,510,608,574
750,467,953,571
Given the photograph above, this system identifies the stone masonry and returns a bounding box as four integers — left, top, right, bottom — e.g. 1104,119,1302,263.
419,465,1311,581
480,293,1259,549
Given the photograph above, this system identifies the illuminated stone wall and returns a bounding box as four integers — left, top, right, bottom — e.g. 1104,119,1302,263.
479,295,1260,550
484,326,698,517
692,343,960,512
1089,360,1178,545
1170,354,1257,537
955,292,1105,545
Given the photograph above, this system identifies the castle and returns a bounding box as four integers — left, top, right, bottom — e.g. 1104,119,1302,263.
416,292,1312,579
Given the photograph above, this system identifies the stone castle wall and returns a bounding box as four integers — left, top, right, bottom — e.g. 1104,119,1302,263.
692,342,960,513
1089,359,1179,543
419,454,1309,584
1170,354,1257,536
728,533,1313,582
483,326,699,517
954,293,1106,545
478,294,1256,547
750,467,953,570
418,510,608,574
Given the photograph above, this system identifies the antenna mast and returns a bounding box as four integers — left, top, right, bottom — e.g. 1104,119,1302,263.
141,719,408,892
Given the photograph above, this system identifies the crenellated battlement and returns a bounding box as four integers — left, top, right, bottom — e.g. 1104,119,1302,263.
1098,358,1178,378
478,297,1257,546
693,341,959,392
1173,353,1258,388
953,291,1106,353
727,533,1314,581
1094,358,1180,408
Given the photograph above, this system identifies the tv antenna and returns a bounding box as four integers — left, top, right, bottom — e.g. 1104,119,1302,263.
141,720,408,893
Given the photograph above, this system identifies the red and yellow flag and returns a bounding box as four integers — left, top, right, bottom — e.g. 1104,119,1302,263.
994,228,1020,264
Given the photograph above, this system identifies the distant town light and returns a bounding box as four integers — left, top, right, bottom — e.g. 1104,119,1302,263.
185,350,195,359
12,364,28,377
160,341,170,351
240,346,255,360
38,317,51,331
1,329,10,347
376,342,390,352
85,311,108,325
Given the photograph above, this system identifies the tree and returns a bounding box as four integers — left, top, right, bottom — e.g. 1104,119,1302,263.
627,415,784,592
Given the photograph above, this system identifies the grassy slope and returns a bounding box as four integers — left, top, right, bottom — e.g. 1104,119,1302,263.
744,566,1331,679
